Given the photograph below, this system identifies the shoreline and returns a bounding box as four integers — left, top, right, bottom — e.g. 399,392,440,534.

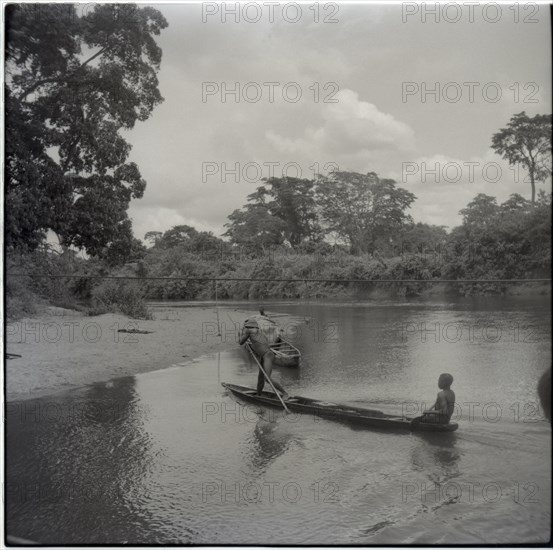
5,305,294,402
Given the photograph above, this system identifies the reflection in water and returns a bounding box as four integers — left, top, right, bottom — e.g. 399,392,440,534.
244,418,293,476
410,433,461,486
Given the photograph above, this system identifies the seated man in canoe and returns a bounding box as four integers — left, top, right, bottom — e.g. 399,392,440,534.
420,373,456,424
239,318,289,400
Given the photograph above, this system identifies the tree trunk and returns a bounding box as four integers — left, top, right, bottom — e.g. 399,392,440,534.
531,172,536,204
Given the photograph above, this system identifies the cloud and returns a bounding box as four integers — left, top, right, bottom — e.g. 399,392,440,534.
129,206,223,242
266,89,415,163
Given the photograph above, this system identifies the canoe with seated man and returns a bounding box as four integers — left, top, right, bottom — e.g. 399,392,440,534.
239,317,289,400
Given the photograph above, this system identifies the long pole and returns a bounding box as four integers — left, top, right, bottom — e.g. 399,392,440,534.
246,344,290,413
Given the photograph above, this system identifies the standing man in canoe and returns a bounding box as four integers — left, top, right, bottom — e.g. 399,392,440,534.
239,318,289,400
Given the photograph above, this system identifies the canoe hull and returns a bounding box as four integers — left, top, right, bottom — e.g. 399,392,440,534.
222,383,458,433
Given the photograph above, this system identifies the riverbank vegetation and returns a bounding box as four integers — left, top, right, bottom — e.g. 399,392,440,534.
7,183,551,320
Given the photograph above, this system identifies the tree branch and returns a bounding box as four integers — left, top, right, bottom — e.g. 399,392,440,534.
16,46,109,101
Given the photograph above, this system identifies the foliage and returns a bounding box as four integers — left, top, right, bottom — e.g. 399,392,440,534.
5,4,168,253
6,275,42,319
154,225,223,253
144,231,162,246
445,192,551,294
224,177,321,247
251,177,322,245
99,231,147,267
396,222,448,257
224,204,288,247
491,111,552,203
315,171,416,254
7,184,551,318
91,279,152,319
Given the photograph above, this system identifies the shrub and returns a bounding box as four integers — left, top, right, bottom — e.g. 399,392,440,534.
91,279,153,319
6,275,41,319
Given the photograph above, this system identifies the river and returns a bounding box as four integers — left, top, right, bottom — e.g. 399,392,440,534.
6,296,551,544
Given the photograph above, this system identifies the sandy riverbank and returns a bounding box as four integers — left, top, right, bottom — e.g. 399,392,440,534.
5,304,296,401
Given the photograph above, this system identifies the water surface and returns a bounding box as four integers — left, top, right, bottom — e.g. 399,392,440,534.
7,296,551,544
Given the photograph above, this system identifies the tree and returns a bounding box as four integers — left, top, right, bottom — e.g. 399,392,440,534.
500,193,531,212
315,171,416,254
144,231,163,246
99,220,147,266
158,225,199,248
252,177,322,245
156,225,224,254
445,192,551,284
398,222,448,256
5,4,168,252
459,193,500,234
491,112,552,204
224,177,322,248
224,205,287,248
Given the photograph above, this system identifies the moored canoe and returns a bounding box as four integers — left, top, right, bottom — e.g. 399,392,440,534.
269,339,301,367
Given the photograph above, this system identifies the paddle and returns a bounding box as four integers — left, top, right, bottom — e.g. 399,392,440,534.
246,344,290,414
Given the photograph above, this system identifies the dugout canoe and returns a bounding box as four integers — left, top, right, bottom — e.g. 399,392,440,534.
221,382,459,433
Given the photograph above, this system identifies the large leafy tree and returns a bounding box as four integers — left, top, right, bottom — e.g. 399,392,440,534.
315,171,416,254
491,112,552,204
155,225,224,253
459,193,500,234
224,176,321,248
224,204,287,247
252,177,322,245
5,4,168,253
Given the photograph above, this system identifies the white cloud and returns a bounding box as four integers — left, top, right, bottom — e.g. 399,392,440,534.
263,89,415,174
128,206,222,242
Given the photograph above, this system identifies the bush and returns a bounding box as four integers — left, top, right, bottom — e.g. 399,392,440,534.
6,275,42,319
91,279,153,319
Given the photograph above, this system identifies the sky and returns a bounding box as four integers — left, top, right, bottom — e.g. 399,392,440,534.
121,2,552,241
